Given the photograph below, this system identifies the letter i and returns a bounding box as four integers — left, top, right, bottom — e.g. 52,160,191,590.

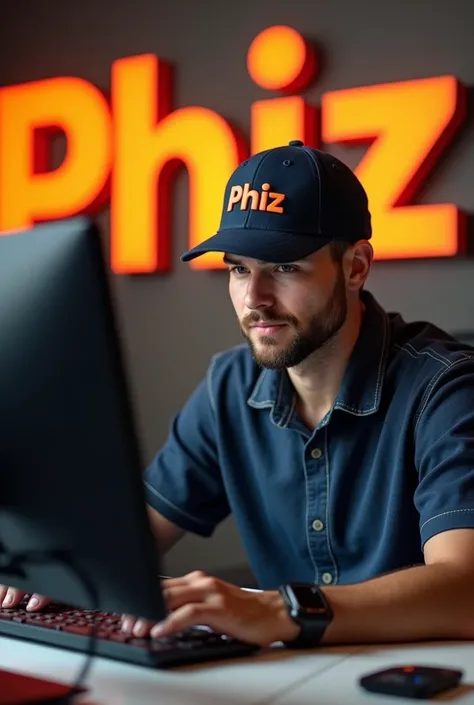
247,25,320,155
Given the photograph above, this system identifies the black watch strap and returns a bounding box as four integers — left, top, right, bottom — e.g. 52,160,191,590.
278,582,333,649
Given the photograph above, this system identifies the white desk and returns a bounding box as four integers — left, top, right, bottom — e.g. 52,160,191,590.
2,636,473,704
278,642,474,705
0,636,360,705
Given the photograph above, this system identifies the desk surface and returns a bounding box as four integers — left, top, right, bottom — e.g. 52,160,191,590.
1,636,474,705
282,642,474,705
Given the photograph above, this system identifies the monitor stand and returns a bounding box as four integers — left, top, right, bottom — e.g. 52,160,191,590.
0,668,87,705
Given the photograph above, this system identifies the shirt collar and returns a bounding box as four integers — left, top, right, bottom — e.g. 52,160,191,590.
333,291,390,415
247,365,296,428
247,291,390,420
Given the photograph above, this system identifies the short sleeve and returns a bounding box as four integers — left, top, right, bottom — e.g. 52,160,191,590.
414,357,474,547
143,359,230,537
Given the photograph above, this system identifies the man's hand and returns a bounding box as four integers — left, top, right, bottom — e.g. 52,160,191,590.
121,571,300,647
0,585,51,611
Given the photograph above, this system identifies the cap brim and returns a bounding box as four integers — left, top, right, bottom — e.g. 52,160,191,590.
180,228,330,263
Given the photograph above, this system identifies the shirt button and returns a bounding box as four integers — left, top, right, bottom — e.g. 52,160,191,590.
312,519,324,532
322,572,333,585
311,448,322,459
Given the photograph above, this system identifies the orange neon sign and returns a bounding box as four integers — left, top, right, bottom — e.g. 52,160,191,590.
0,24,466,273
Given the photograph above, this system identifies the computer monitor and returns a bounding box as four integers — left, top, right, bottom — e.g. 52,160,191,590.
0,217,166,623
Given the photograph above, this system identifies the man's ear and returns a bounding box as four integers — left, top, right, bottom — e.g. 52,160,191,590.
345,240,373,293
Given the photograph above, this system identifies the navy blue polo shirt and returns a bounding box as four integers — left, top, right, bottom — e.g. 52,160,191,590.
143,291,474,589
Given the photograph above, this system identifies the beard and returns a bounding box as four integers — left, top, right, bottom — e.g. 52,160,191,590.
240,265,348,370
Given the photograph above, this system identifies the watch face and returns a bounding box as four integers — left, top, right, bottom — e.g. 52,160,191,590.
289,584,327,613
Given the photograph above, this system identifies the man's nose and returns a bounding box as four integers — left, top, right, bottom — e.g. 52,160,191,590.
243,274,275,310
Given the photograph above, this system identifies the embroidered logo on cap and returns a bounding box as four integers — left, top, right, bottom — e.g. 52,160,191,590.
227,183,285,213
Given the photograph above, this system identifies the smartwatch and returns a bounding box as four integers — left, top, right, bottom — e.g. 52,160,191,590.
278,582,333,648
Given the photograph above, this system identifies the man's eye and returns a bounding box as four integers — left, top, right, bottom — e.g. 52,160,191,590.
230,266,248,275
277,265,297,273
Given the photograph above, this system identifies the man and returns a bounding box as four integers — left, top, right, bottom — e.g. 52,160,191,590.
2,141,474,649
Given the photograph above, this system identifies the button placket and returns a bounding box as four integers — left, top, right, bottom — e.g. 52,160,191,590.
305,437,326,583
306,427,338,586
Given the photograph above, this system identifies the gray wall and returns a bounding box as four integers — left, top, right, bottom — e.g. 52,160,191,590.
2,0,474,577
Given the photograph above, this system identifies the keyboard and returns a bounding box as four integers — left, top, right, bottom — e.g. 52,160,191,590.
0,598,260,669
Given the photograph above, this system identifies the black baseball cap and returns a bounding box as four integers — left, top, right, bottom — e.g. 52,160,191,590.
180,140,371,264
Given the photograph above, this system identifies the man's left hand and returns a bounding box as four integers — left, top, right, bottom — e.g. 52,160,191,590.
121,570,300,646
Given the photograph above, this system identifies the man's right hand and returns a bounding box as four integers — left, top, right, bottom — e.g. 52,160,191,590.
0,585,51,611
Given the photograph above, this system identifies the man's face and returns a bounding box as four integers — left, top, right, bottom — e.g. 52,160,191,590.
226,246,348,370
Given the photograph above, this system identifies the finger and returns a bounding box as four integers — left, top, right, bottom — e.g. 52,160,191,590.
26,594,51,611
2,588,26,608
132,618,155,637
0,586,9,605
162,570,209,589
163,584,212,612
150,603,212,638
120,614,135,634
120,613,156,637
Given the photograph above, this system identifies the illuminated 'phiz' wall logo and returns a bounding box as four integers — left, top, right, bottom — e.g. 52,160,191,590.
0,25,466,273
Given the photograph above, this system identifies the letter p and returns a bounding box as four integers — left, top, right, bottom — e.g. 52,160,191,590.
0,76,111,231
227,185,243,211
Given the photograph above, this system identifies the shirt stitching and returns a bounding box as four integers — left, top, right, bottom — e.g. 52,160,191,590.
393,344,418,360
302,447,319,584
335,314,388,415
420,508,474,532
280,394,296,428
405,343,452,366
333,403,378,416
248,370,295,425
144,481,215,528
394,342,472,367
323,426,339,584
394,343,449,367
414,356,473,432
274,374,287,427
275,375,295,428
247,370,274,408
414,364,448,432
